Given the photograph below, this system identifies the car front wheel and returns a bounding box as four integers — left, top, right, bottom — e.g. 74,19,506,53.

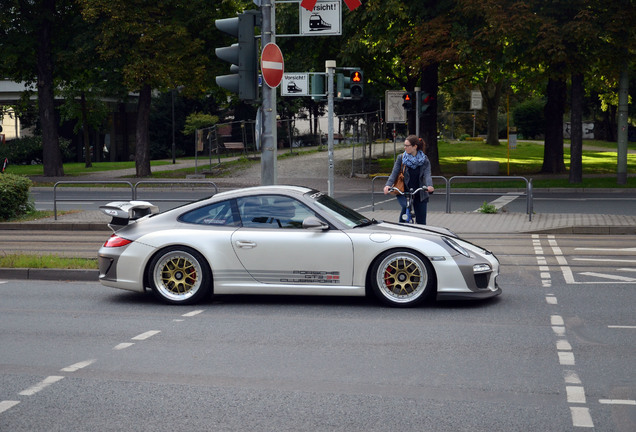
370,250,434,307
147,246,211,305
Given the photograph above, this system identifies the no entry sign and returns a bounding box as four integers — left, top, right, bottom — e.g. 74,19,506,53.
261,43,284,88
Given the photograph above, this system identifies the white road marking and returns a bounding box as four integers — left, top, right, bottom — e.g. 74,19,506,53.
575,247,636,252
546,296,558,304
570,407,594,428
551,315,564,326
579,272,636,282
132,330,160,340
558,351,575,365
599,399,636,405
182,310,204,317
0,401,20,414
61,359,96,372
19,376,64,396
564,370,581,385
573,258,636,263
566,386,587,403
114,343,134,350
556,340,572,351
608,325,636,329
477,193,520,212
552,326,566,336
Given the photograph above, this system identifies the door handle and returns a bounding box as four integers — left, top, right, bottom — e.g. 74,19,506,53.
235,240,257,249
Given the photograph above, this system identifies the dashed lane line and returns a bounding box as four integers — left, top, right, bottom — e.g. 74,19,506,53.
599,399,636,405
60,359,96,373
2,312,205,417
0,401,20,414
131,330,161,341
18,375,64,396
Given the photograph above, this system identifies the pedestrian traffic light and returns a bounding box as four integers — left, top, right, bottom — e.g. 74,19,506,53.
311,74,325,101
420,91,434,113
402,92,413,110
336,73,350,99
350,70,363,98
215,10,261,101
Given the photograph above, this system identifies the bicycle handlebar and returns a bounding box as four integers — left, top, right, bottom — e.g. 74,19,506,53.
387,186,428,196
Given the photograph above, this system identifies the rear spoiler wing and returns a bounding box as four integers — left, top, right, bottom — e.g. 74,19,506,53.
99,201,159,231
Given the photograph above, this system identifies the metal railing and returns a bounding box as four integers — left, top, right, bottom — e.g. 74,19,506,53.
371,175,533,221
52,180,218,220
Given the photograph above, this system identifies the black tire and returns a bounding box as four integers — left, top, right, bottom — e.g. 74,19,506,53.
147,246,211,305
370,250,435,307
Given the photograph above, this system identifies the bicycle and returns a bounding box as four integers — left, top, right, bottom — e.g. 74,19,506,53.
388,186,428,223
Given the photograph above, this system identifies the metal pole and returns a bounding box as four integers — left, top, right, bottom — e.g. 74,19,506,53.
414,87,421,138
326,60,335,196
617,62,629,185
261,0,277,185
171,89,176,164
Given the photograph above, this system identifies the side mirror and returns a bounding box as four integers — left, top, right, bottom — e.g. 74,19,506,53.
302,216,329,231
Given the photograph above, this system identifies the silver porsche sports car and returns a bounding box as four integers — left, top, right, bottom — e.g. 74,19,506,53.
98,185,501,307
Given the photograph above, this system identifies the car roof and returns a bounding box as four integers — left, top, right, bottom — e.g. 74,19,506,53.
213,185,316,200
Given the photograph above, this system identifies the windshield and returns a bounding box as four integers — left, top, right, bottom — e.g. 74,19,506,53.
307,191,371,228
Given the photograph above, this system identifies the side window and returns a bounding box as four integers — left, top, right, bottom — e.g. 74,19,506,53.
179,200,238,226
238,195,316,229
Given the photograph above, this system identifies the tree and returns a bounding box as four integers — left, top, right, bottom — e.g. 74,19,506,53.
79,0,209,176
0,0,78,176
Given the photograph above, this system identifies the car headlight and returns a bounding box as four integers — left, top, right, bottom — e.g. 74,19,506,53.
473,263,492,273
442,236,470,257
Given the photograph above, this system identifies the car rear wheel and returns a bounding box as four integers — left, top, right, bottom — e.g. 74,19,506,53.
370,250,434,307
148,246,211,305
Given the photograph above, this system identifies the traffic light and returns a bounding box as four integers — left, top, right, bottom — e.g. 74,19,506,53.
420,91,434,113
350,70,363,98
336,73,350,99
215,10,261,101
402,92,413,110
311,74,325,101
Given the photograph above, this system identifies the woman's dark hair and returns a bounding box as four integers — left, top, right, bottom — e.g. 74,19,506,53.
406,134,425,152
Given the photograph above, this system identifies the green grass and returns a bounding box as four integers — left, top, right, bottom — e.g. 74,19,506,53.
5,160,171,177
377,140,636,188
0,254,97,269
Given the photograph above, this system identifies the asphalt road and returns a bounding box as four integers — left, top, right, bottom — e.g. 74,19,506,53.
1,234,634,431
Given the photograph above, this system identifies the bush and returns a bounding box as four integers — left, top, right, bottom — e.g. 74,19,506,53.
0,174,34,220
0,136,73,165
513,98,545,139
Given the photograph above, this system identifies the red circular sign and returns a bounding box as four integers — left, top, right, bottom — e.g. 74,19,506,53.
261,43,284,88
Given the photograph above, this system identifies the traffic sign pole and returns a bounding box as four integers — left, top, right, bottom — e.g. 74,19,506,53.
260,0,277,185
326,60,335,197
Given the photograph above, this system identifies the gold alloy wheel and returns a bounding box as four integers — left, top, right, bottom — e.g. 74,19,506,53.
151,248,206,303
373,250,431,306
383,256,422,296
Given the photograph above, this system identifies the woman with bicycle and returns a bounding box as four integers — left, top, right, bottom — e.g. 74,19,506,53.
383,135,434,224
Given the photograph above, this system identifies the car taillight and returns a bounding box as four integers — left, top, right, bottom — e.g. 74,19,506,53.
103,235,133,248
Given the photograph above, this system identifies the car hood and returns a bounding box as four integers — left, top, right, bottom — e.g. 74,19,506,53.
359,220,458,238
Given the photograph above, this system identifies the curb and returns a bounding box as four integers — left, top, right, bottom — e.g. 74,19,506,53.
0,268,99,281
0,222,109,231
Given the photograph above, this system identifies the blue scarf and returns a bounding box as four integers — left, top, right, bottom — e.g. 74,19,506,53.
402,150,426,169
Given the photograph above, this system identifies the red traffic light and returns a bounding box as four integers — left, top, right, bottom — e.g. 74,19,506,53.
351,71,362,82
403,93,411,101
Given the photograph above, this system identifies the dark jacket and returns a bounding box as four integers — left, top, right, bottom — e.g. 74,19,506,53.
385,153,432,202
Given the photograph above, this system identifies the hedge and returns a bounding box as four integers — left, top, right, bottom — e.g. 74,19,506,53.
0,173,34,220
0,136,73,165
